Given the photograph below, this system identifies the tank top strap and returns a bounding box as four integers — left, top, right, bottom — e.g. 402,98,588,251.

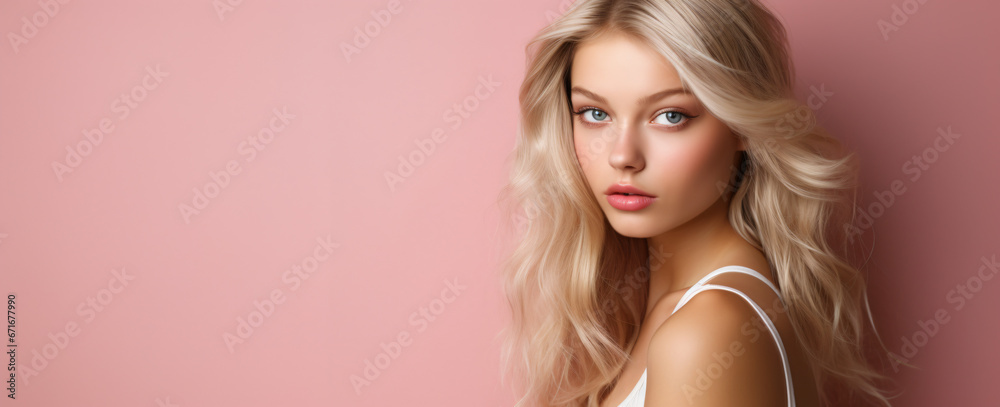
668,265,796,407
670,265,782,315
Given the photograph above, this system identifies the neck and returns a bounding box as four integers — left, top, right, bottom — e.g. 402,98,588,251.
645,195,743,312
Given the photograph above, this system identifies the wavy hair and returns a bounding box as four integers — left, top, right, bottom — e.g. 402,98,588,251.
495,0,904,406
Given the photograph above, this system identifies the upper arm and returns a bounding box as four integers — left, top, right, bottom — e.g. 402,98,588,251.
645,290,787,407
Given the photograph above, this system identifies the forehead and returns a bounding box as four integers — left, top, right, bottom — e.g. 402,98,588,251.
569,32,683,98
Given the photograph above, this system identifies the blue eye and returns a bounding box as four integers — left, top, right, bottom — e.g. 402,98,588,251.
574,107,608,123
572,107,698,130
653,110,691,126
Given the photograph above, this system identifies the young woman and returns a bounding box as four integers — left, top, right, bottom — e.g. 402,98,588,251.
496,1,900,406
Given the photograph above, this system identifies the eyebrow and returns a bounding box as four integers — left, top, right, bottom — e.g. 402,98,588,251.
570,86,692,107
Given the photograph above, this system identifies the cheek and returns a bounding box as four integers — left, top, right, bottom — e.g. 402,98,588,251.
574,125,619,174
651,132,735,197
573,129,600,173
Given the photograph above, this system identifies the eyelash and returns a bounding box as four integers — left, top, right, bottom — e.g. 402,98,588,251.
571,106,699,130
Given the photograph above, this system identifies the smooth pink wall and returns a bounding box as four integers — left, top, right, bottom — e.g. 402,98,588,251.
0,1,995,406
776,1,999,405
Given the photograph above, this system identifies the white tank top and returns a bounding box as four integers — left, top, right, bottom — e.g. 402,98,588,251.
614,265,796,407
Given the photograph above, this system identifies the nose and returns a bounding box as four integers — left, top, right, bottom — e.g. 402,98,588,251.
607,122,644,172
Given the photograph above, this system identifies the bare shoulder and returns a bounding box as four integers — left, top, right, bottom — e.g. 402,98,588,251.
645,289,788,406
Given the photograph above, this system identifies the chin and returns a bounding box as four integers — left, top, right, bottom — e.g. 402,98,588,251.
604,214,664,239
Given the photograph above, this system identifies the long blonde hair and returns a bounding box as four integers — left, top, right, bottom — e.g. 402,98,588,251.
495,0,901,406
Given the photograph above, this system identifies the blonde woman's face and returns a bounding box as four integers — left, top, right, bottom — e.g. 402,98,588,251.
570,31,743,238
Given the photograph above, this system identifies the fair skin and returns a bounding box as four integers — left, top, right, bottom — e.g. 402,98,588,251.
570,31,820,407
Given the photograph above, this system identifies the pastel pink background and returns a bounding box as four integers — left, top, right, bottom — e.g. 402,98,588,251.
0,1,996,406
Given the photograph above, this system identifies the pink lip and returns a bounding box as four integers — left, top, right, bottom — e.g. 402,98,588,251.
606,194,655,211
603,184,655,196
603,183,656,211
